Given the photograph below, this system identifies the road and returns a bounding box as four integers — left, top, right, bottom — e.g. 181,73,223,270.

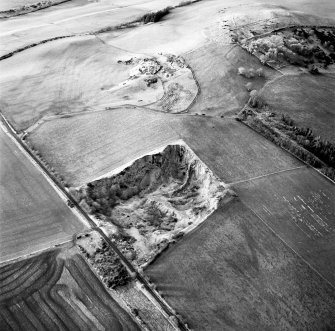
0,112,186,331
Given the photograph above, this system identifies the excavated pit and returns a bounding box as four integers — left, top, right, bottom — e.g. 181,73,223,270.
75,143,232,267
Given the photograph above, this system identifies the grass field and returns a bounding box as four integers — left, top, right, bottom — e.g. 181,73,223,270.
0,247,139,331
0,36,133,131
234,167,335,286
259,73,335,143
28,109,301,186
145,198,335,330
0,0,183,57
0,127,85,263
184,44,279,116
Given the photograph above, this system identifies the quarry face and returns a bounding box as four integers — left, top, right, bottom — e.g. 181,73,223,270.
76,143,232,267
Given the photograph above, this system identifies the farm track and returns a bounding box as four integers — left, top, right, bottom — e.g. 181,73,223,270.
227,165,306,185
0,112,187,330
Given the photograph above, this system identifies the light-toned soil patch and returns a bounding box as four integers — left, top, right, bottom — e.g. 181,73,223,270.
108,54,198,112
0,35,133,131
74,143,232,267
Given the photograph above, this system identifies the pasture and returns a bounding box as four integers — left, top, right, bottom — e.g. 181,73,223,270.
184,44,279,116
0,0,183,57
146,198,335,330
0,36,133,131
28,109,301,187
234,167,335,286
259,73,335,143
0,247,139,330
0,127,85,263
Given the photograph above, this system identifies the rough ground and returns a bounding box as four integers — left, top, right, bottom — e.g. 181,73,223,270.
112,54,198,112
75,143,231,267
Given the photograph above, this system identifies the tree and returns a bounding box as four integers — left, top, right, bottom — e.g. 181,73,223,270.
245,82,253,91
256,68,264,77
238,67,247,76
248,90,265,108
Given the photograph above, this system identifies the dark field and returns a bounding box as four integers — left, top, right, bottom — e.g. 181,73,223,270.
0,127,85,263
174,116,302,183
146,198,335,331
234,167,335,286
28,109,301,186
0,248,139,331
259,73,335,143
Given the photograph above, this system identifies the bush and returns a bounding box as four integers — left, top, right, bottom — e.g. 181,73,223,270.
238,67,247,76
238,67,262,79
248,90,265,108
141,7,171,24
245,82,253,91
256,68,264,77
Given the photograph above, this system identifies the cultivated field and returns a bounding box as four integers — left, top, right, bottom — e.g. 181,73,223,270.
259,73,335,143
0,127,85,263
28,110,301,186
234,167,335,286
28,108,180,186
0,247,139,330
2,0,335,330
146,198,335,330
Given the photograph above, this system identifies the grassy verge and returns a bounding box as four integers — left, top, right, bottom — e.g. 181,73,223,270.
238,100,335,181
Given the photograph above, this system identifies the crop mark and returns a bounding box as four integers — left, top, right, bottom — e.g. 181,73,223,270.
248,207,335,290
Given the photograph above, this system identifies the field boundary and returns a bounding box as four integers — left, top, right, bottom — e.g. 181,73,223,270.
227,165,306,185
0,112,189,331
236,119,335,185
0,239,72,267
0,116,91,229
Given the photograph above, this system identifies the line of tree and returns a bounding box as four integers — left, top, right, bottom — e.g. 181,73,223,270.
242,113,335,180
280,114,335,168
141,7,171,24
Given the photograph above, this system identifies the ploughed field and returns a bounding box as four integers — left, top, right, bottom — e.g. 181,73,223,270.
0,248,139,331
0,127,85,263
28,109,301,187
145,198,335,330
